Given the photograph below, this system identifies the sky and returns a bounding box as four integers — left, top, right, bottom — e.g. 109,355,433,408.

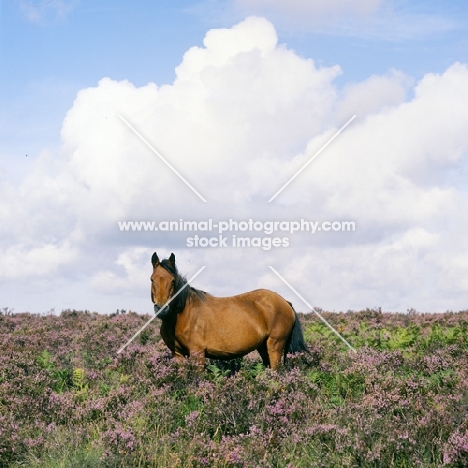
1,0,468,315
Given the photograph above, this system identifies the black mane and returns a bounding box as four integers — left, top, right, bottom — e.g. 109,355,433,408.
159,259,206,316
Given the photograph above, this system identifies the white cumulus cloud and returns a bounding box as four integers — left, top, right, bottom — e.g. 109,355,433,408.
1,17,468,313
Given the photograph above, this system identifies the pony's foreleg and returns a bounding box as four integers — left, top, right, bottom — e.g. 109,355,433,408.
173,351,186,363
189,349,206,369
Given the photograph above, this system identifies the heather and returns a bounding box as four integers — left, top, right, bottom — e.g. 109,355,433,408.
1,308,468,467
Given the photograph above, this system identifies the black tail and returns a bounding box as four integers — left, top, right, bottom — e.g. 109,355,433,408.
284,302,309,362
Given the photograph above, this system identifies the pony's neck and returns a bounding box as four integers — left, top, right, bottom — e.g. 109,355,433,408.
167,275,189,315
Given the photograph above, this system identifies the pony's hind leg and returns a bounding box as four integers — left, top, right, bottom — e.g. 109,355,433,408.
257,341,270,367
265,337,285,371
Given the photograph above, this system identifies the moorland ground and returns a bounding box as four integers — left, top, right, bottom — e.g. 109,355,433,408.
1,308,467,467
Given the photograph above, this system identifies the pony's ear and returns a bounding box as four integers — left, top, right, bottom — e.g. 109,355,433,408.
168,253,176,268
151,252,159,266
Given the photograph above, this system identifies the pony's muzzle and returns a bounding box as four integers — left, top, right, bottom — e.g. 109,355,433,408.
154,303,169,318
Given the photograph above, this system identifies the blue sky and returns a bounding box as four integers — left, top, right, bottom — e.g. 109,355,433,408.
1,0,468,314
2,0,467,172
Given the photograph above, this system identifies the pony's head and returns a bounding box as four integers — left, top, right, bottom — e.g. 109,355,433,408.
151,252,187,318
